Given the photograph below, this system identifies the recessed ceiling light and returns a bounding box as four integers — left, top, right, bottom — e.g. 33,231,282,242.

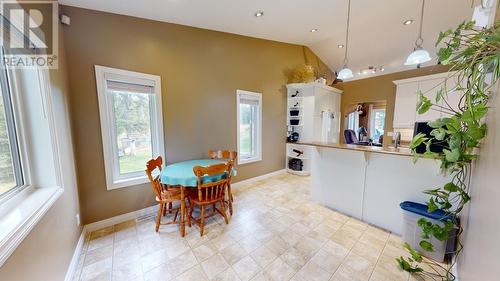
403,19,414,25
254,11,264,17
310,28,318,33
337,44,344,48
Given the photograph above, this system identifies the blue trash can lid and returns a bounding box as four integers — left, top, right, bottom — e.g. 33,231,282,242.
400,201,455,222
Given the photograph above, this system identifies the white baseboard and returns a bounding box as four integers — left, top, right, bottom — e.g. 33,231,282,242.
64,169,286,280
64,204,158,281
232,169,286,189
84,169,285,233
64,227,86,281
85,205,157,233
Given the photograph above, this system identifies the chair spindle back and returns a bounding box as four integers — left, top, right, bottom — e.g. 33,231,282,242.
193,163,231,202
145,156,164,199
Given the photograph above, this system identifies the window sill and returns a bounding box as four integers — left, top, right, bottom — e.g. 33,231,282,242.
0,186,63,267
107,175,149,190
238,157,262,165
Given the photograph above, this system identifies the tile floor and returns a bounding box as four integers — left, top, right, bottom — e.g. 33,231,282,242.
72,174,437,281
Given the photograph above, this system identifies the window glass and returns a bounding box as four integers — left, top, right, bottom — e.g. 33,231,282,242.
371,109,386,142
0,69,22,196
347,111,359,132
239,103,256,157
111,90,153,175
237,91,261,164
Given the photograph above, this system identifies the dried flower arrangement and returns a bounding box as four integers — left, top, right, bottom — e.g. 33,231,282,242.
286,64,316,83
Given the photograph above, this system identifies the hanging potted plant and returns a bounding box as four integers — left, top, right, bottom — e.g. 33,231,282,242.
397,20,500,281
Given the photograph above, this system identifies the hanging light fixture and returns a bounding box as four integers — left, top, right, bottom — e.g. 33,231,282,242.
404,0,432,66
337,0,354,80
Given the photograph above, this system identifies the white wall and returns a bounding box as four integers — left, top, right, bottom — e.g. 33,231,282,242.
458,82,500,280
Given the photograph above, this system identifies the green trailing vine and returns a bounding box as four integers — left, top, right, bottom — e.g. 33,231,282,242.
397,20,500,281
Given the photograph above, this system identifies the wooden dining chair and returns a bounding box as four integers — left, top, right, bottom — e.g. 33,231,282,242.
187,163,231,236
208,150,237,215
145,156,182,232
208,150,237,161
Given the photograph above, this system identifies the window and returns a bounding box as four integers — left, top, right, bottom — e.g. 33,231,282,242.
0,7,71,267
0,54,66,266
0,65,23,198
95,66,164,189
347,111,359,132
370,108,386,142
236,90,262,165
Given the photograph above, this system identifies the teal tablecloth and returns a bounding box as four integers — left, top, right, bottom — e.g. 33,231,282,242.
160,159,230,187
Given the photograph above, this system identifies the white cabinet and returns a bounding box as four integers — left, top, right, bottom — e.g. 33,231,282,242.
286,82,342,176
416,78,445,122
286,143,312,176
393,82,418,128
393,73,453,129
286,83,342,142
313,87,339,142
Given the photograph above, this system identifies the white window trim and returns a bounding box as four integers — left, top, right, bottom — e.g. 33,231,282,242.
0,67,64,267
369,108,386,140
0,5,66,266
347,111,359,132
95,65,165,190
236,89,262,165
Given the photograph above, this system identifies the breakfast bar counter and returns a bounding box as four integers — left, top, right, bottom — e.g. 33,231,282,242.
298,141,449,234
296,141,413,157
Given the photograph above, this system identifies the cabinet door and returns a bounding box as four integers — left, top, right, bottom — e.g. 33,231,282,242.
313,88,335,141
415,78,445,122
331,92,341,113
393,82,418,128
314,88,334,116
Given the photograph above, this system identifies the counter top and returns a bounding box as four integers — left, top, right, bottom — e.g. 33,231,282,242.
293,141,413,157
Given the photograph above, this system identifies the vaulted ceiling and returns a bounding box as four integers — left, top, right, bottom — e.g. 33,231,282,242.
59,0,478,79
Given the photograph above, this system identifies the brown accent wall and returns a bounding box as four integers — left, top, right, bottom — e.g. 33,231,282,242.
335,65,450,145
0,23,82,281
60,6,333,224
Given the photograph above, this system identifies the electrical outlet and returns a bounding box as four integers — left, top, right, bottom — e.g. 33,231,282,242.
75,214,80,226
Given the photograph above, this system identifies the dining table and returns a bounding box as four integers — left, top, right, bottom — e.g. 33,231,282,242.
159,158,232,237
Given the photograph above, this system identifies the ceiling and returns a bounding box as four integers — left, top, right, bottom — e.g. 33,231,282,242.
58,0,477,80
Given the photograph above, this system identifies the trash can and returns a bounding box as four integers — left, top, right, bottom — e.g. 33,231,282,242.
400,201,457,262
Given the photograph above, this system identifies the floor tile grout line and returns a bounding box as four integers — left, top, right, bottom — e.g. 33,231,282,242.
366,236,389,281
78,174,405,281
330,220,369,280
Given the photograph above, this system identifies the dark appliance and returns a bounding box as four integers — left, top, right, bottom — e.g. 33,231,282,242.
287,132,299,143
288,158,303,171
289,109,300,116
413,122,447,154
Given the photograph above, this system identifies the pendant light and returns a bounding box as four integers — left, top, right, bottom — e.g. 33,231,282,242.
337,0,354,80
404,0,432,66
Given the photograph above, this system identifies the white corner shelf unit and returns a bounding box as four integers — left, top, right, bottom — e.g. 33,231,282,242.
286,82,342,176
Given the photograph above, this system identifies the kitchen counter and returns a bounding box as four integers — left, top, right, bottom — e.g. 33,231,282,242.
304,141,450,234
295,141,412,157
